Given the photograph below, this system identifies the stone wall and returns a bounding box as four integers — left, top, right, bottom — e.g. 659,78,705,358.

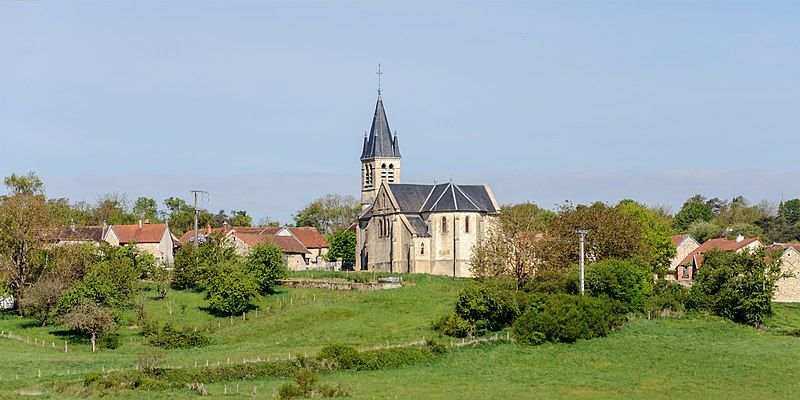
775,249,800,302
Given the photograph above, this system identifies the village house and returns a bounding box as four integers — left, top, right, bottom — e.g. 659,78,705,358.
355,91,500,277
770,243,800,302
669,234,700,272
53,220,109,246
178,223,329,270
673,235,763,283
104,220,175,264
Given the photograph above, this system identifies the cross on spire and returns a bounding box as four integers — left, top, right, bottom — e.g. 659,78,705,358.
376,63,383,95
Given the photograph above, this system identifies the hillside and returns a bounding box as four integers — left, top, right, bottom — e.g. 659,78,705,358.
0,273,798,399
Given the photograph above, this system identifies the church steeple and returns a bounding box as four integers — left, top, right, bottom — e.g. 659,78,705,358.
360,66,402,209
361,93,401,160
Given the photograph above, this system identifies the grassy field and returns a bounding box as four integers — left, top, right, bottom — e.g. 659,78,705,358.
0,273,798,399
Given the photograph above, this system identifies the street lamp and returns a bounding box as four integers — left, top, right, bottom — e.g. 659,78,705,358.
576,229,589,295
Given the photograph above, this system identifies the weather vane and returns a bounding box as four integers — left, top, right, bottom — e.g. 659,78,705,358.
377,62,383,95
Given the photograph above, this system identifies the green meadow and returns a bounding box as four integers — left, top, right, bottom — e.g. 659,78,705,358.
0,273,798,399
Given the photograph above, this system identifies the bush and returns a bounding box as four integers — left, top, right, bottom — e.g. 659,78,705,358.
172,234,238,289
512,293,623,344
98,332,120,349
278,368,350,400
203,261,258,315
645,281,690,316
688,248,784,326
431,313,471,338
453,283,519,335
146,323,211,349
524,269,573,294
583,258,654,313
245,243,288,294
316,344,364,370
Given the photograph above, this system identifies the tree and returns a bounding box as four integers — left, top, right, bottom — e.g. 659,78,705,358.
674,196,714,231
19,272,68,326
614,200,675,272
496,202,554,235
172,233,237,289
781,199,800,225
541,202,648,271
203,261,258,315
244,243,288,294
229,210,253,227
469,202,552,288
325,230,356,264
91,194,137,225
584,258,654,313
3,171,44,196
294,194,360,235
132,197,160,222
0,179,57,302
164,197,215,236
688,248,785,326
714,196,766,227
688,220,723,243
59,301,116,352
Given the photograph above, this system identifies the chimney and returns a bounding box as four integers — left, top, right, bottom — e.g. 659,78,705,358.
143,218,150,225
736,234,745,243
69,218,76,231
223,221,229,232
138,219,143,228
206,224,212,235
102,221,107,230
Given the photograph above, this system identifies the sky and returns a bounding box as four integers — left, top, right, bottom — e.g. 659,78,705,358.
1,1,798,223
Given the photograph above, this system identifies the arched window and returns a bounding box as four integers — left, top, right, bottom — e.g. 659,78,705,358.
420,243,425,254
381,163,387,181
388,164,394,182
465,216,470,233
441,216,447,233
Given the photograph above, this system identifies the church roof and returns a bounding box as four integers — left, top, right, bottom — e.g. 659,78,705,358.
361,94,401,160
389,183,498,214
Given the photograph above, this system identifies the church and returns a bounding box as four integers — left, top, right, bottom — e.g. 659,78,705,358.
355,90,500,277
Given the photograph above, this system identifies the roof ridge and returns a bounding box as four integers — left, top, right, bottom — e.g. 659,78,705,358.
419,184,438,213
429,183,453,211
454,184,484,211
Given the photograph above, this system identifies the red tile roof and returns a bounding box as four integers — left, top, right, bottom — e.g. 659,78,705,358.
671,234,690,246
288,227,329,249
112,223,169,244
234,232,309,254
678,237,762,267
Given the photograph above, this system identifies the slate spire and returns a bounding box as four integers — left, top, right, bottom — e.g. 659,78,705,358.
361,93,400,160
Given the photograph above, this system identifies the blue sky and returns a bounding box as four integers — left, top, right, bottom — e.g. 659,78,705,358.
1,1,798,223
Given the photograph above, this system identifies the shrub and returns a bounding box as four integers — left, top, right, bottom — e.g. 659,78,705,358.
316,344,364,370
432,313,471,338
645,280,690,316
583,258,654,313
523,268,573,294
453,283,519,335
512,293,623,344
278,368,350,400
245,243,288,294
203,261,258,315
688,248,785,326
98,331,120,349
147,323,211,349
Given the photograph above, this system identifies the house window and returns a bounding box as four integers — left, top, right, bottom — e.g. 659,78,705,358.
681,266,690,279
420,243,425,254
465,216,470,233
441,216,447,233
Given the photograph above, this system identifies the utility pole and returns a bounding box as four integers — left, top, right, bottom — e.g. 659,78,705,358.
576,229,589,295
191,190,207,247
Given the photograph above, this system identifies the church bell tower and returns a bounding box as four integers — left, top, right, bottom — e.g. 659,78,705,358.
360,66,401,209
